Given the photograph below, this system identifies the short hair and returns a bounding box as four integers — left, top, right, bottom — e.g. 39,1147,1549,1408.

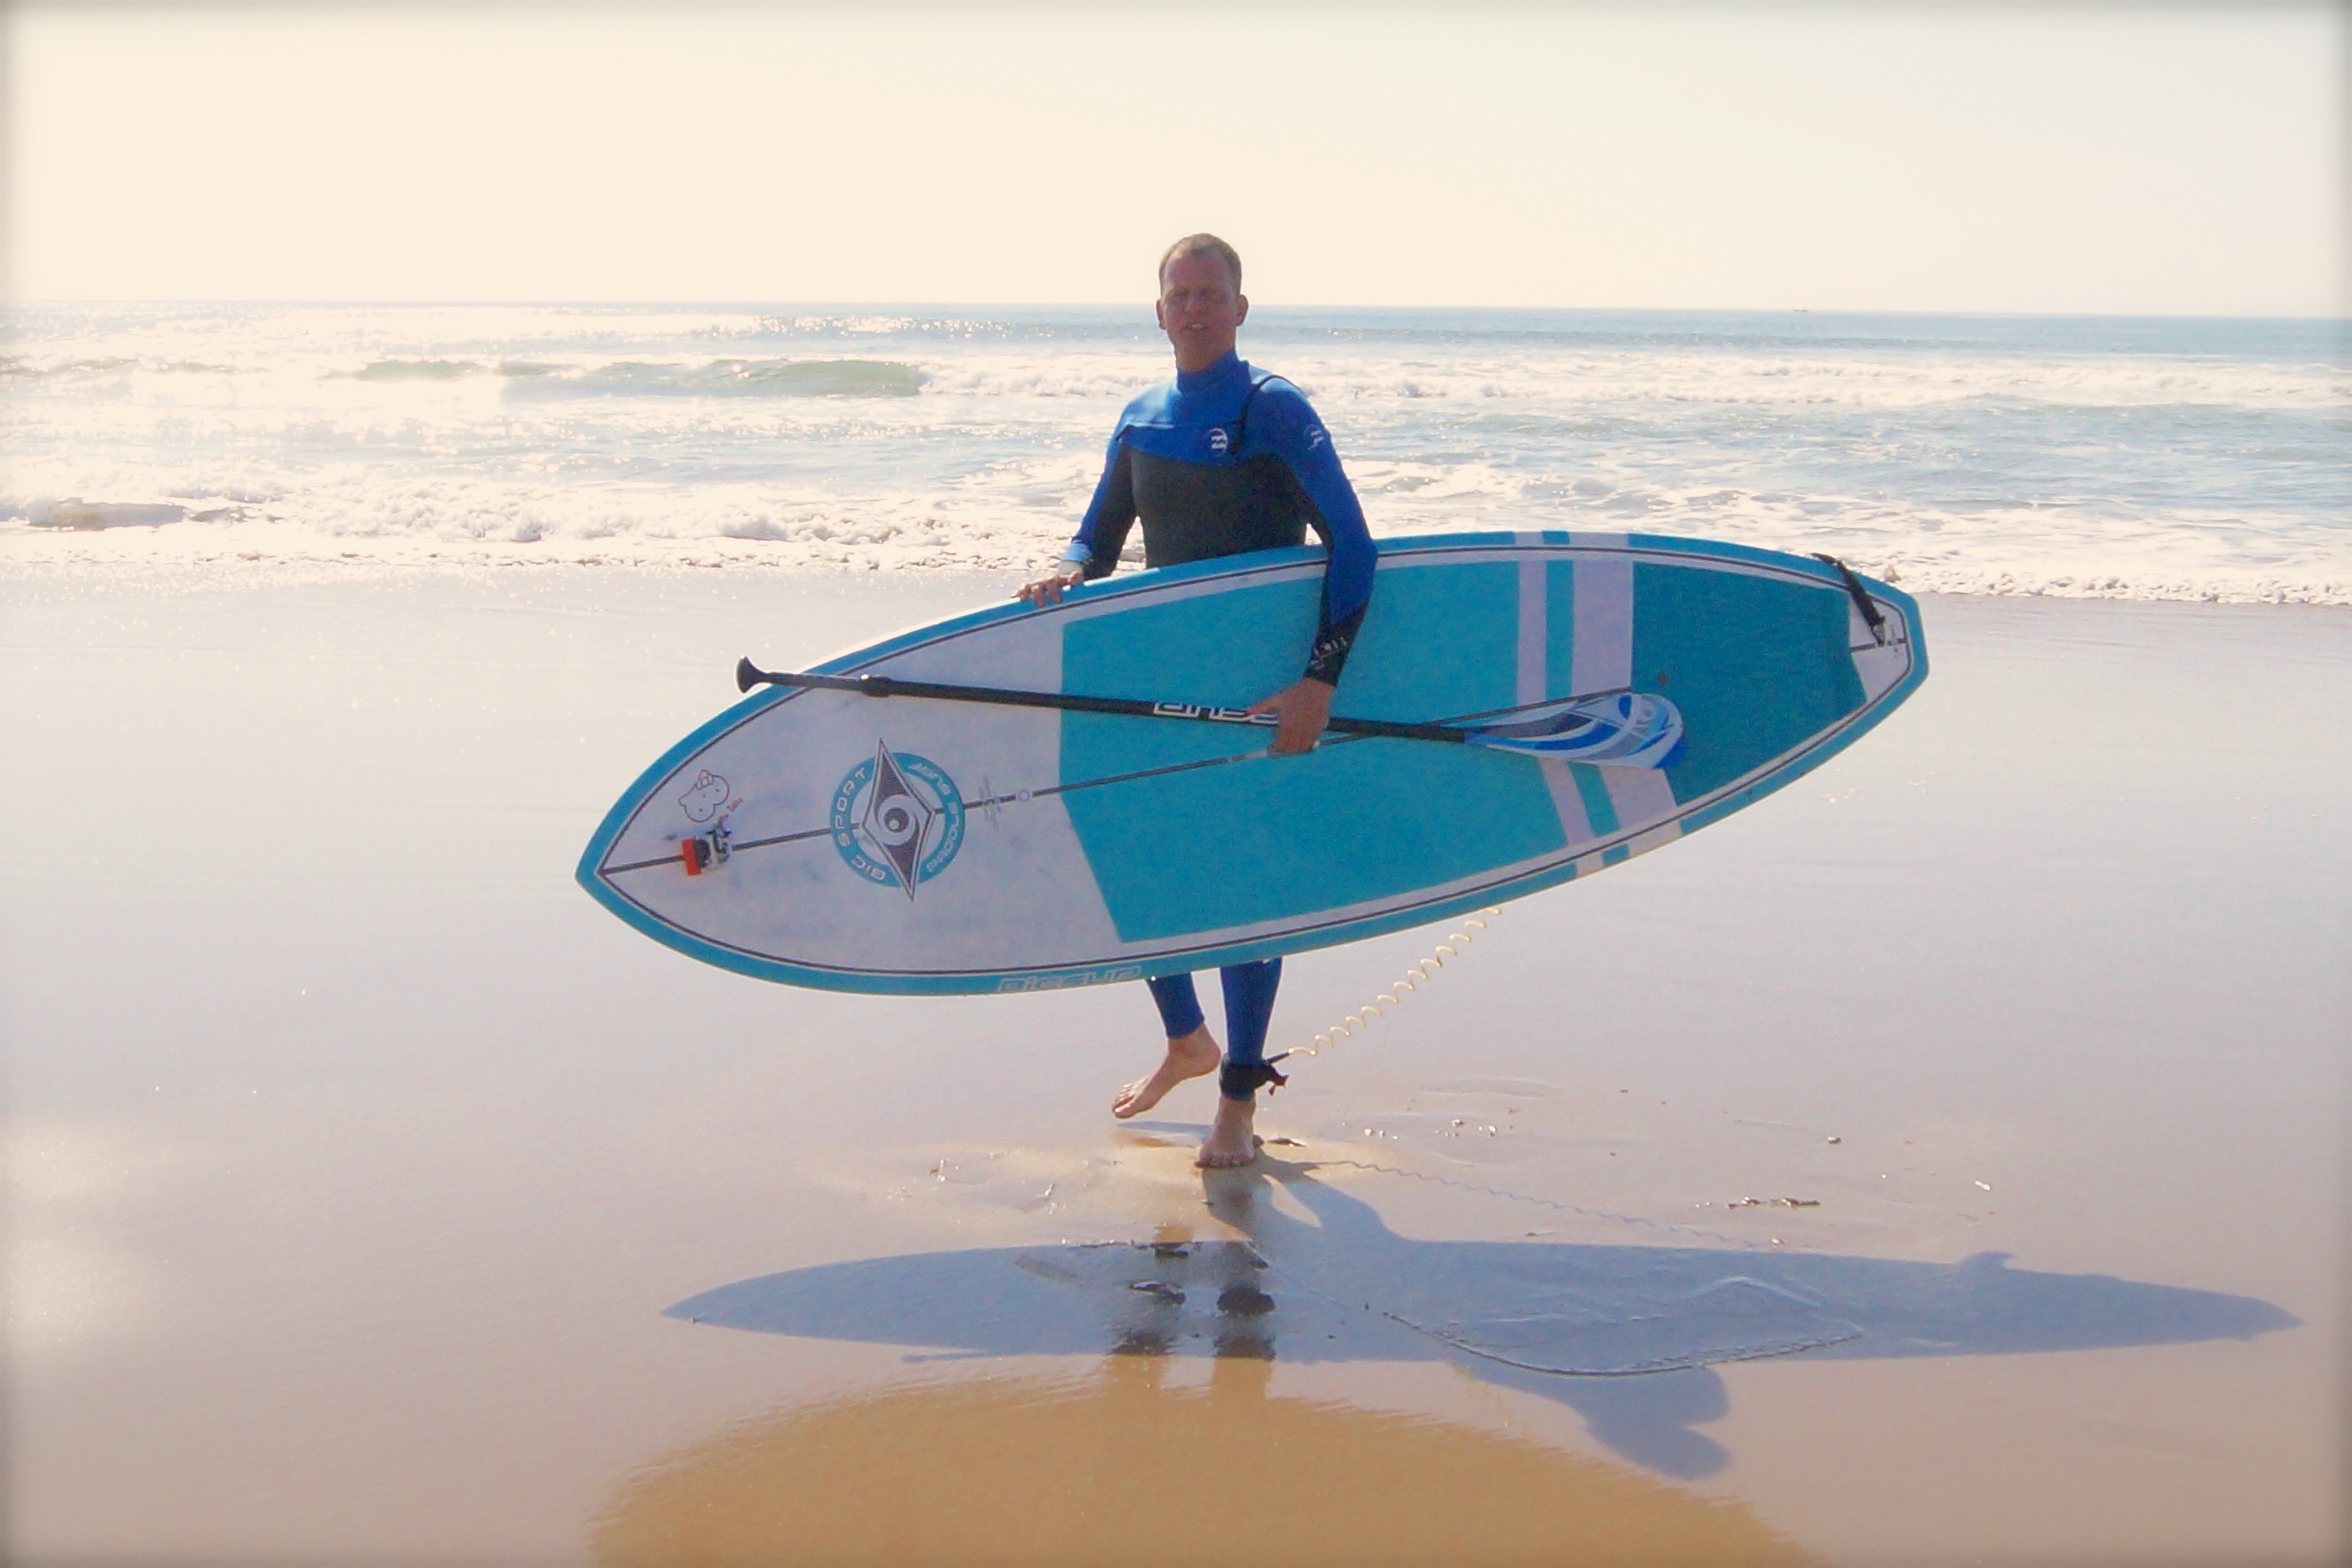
1157,233,1243,293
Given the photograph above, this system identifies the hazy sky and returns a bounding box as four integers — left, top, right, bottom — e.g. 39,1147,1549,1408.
9,4,2341,314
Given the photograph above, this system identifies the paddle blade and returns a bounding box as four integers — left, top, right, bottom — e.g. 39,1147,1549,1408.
1466,692,1684,768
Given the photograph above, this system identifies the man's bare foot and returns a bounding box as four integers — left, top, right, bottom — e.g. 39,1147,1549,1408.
1112,1026,1221,1119
1197,1093,1259,1168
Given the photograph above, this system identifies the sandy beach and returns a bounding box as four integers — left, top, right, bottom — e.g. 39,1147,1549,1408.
4,561,2344,1565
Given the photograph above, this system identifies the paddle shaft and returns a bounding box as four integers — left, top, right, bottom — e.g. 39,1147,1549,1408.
736,659,1473,744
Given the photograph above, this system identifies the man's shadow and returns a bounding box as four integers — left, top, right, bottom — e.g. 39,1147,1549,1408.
667,1157,2299,1479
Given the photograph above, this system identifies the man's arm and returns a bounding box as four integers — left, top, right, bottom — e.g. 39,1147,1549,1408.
1245,383,1376,753
1020,439,1136,606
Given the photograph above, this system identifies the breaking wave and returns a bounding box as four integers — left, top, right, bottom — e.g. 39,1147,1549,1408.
499,357,924,399
328,358,487,382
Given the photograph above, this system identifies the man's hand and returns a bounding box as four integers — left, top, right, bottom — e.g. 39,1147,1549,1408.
1016,566,1087,608
1247,678,1335,756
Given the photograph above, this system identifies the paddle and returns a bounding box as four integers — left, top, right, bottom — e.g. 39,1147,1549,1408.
734,658,1684,767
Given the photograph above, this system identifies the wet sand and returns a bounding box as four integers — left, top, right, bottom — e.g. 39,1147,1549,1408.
3,563,2345,1565
594,1361,1811,1566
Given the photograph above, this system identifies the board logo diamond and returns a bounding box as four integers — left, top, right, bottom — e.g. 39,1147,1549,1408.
830,743,966,901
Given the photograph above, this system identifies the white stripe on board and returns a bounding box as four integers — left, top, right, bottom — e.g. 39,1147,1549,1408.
1515,553,1548,703
1518,552,1595,846
1545,758,1596,843
1577,551,1686,853
1603,766,1682,853
1571,553,1634,696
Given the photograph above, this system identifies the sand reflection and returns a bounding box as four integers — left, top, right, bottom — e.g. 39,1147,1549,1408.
592,1361,1810,1567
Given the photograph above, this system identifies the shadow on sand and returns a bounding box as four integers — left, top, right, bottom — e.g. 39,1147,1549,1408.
669,1159,2299,1479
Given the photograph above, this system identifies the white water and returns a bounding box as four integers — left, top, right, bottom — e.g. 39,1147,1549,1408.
4,302,2344,603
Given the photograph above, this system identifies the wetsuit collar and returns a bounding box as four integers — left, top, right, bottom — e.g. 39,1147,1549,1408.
1173,350,1249,397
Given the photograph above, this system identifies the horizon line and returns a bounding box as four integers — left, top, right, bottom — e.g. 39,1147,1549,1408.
8,297,2347,324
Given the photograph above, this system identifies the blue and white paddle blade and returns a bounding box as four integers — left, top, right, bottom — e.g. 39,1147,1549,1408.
1466,692,1684,768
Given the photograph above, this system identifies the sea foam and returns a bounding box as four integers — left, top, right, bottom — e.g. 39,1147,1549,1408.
3,303,2343,605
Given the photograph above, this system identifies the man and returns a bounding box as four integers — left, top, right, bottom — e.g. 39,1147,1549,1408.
1019,234,1376,1168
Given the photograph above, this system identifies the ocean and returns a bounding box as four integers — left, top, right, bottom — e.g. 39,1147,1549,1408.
3,301,2343,603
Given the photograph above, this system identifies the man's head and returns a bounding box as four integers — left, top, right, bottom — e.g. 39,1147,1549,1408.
1155,233,1247,375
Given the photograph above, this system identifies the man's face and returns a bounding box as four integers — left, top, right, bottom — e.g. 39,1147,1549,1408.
1155,250,1248,374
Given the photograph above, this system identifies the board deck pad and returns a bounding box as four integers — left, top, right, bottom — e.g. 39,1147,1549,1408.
579,533,1926,993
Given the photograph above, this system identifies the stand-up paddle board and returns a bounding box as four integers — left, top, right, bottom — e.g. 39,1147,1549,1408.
578,533,1925,993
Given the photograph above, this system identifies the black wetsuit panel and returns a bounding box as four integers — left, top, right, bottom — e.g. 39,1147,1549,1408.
1085,449,1324,571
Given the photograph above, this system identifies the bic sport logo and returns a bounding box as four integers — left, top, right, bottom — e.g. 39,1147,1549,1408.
830,742,965,901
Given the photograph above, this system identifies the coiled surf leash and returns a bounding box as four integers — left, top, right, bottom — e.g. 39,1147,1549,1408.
1265,907,1506,1079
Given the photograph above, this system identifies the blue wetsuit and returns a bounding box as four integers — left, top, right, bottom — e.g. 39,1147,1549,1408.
1060,351,1377,1098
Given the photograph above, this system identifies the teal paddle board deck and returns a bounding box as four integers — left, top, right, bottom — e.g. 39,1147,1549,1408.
579,533,1926,994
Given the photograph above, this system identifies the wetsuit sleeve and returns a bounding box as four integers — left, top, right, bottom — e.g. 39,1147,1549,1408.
1257,384,1376,685
1061,438,1136,581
